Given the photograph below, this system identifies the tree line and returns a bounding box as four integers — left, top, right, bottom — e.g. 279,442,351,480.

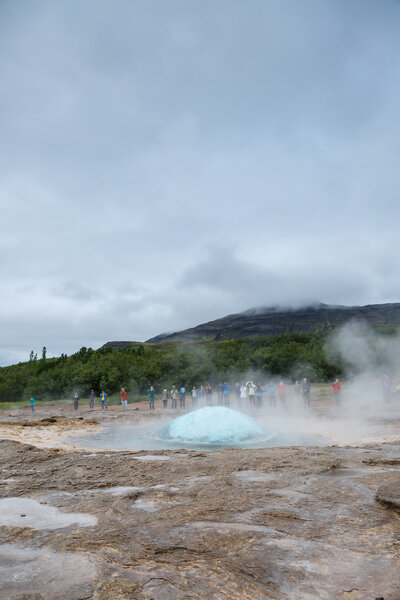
0,332,350,403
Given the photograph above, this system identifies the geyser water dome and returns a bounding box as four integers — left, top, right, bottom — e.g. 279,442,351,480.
158,406,270,445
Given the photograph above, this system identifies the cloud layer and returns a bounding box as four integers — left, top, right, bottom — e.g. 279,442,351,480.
1,0,400,364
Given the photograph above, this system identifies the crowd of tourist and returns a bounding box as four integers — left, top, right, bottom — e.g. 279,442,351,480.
30,377,347,413
133,378,315,411
28,374,400,413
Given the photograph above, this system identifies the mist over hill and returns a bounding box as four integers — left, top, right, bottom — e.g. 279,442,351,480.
144,302,400,344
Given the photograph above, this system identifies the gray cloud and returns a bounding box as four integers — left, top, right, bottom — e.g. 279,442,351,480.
1,0,400,364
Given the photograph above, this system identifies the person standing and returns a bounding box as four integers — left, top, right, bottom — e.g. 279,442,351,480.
179,386,186,409
240,383,247,407
148,386,156,410
198,385,205,406
100,390,108,409
277,380,286,405
217,383,223,405
205,384,213,406
30,395,35,414
171,386,178,409
235,383,241,405
120,388,128,410
267,382,276,407
162,389,169,408
302,378,311,408
191,387,198,409
89,389,95,409
247,381,256,407
73,391,79,412
256,384,264,408
332,379,342,406
223,382,230,407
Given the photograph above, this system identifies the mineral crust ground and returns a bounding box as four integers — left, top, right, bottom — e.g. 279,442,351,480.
0,401,399,600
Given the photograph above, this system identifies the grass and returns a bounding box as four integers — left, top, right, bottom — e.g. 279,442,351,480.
0,386,336,410
0,399,72,410
0,394,146,410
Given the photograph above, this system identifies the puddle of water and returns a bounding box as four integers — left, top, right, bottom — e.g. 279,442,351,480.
151,484,180,491
0,497,97,529
0,543,96,600
132,499,160,512
131,455,170,461
48,490,74,497
103,486,143,496
233,470,277,483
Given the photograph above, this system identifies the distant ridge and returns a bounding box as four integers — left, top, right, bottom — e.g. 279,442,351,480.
144,302,400,343
99,341,143,350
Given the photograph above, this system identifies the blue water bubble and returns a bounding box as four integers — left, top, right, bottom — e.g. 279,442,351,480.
157,406,272,445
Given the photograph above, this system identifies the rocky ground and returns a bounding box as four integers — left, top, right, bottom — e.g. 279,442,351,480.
0,404,399,600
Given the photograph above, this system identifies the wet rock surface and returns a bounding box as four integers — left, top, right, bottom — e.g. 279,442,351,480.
0,421,400,600
0,544,96,599
377,478,400,511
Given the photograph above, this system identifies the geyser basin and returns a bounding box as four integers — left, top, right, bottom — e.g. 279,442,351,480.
71,407,390,451
69,407,279,450
157,406,269,445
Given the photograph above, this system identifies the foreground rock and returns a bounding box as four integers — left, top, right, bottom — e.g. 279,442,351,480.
377,478,400,511
0,431,400,599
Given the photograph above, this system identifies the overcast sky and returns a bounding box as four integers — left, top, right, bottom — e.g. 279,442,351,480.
1,0,400,365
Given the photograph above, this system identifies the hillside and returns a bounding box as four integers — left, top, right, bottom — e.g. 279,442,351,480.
100,341,143,351
145,302,400,343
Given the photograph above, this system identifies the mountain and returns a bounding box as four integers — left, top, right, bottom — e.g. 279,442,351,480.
99,341,144,350
145,302,400,343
